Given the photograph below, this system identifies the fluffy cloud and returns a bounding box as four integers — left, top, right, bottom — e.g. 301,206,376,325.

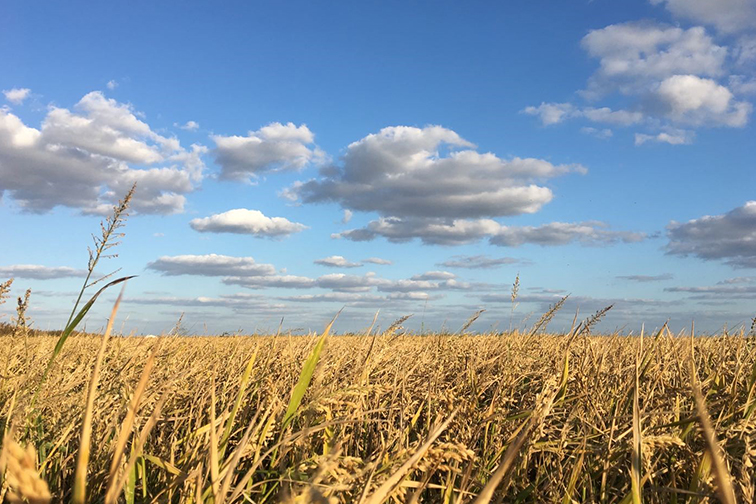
147,254,276,277
3,88,31,105
635,128,695,145
0,91,205,214
666,201,756,268
335,217,645,246
524,21,753,141
212,122,325,182
189,209,307,237
439,255,522,269
650,0,756,34
617,274,674,282
314,255,362,268
652,75,752,126
581,23,727,96
290,125,584,220
0,264,87,279
106,80,118,90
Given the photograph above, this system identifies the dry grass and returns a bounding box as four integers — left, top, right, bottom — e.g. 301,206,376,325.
1,324,755,503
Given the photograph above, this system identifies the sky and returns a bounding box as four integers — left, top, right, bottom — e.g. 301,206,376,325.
1,0,755,335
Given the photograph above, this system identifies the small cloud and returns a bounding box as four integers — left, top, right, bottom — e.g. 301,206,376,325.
314,255,362,268
363,257,392,266
0,264,87,279
106,80,118,90
3,88,31,105
341,209,353,224
178,120,199,131
617,273,674,282
439,255,522,269
190,209,308,238
153,232,165,238
635,129,695,146
580,127,613,139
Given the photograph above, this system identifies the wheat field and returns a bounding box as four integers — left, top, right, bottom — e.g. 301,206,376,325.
1,319,755,503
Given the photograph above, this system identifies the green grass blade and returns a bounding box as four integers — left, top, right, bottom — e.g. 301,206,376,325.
281,314,338,432
34,275,136,399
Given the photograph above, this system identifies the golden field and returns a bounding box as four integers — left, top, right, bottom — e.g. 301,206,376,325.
1,324,755,503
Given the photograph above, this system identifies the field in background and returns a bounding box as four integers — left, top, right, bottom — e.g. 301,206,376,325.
1,329,755,503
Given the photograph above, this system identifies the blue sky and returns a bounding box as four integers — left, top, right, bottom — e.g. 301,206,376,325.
1,0,755,334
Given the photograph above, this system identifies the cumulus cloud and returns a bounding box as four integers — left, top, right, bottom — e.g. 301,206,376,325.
290,125,585,220
666,201,756,268
3,88,31,105
314,255,362,268
363,257,392,265
581,23,727,96
650,0,756,34
106,80,118,90
0,91,205,214
212,122,325,182
524,21,753,141
439,255,522,269
635,128,695,145
0,264,87,279
617,273,674,282
178,120,199,131
147,254,276,277
335,217,646,246
652,75,752,126
341,209,353,224
189,209,307,237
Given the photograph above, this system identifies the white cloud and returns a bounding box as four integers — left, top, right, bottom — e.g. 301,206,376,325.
438,255,522,269
212,122,325,182
653,75,752,126
335,217,645,246
411,270,456,280
0,91,205,214
341,209,353,224
290,125,585,221
666,201,756,268
617,273,674,282
178,120,199,131
580,127,613,139
635,128,695,145
522,102,575,125
581,23,727,96
223,274,316,289
524,103,644,127
0,264,87,279
730,74,756,94
363,257,392,265
147,254,276,277
650,0,756,34
106,80,118,90
314,255,362,268
189,209,307,238
490,222,646,247
524,20,753,142
3,88,31,105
